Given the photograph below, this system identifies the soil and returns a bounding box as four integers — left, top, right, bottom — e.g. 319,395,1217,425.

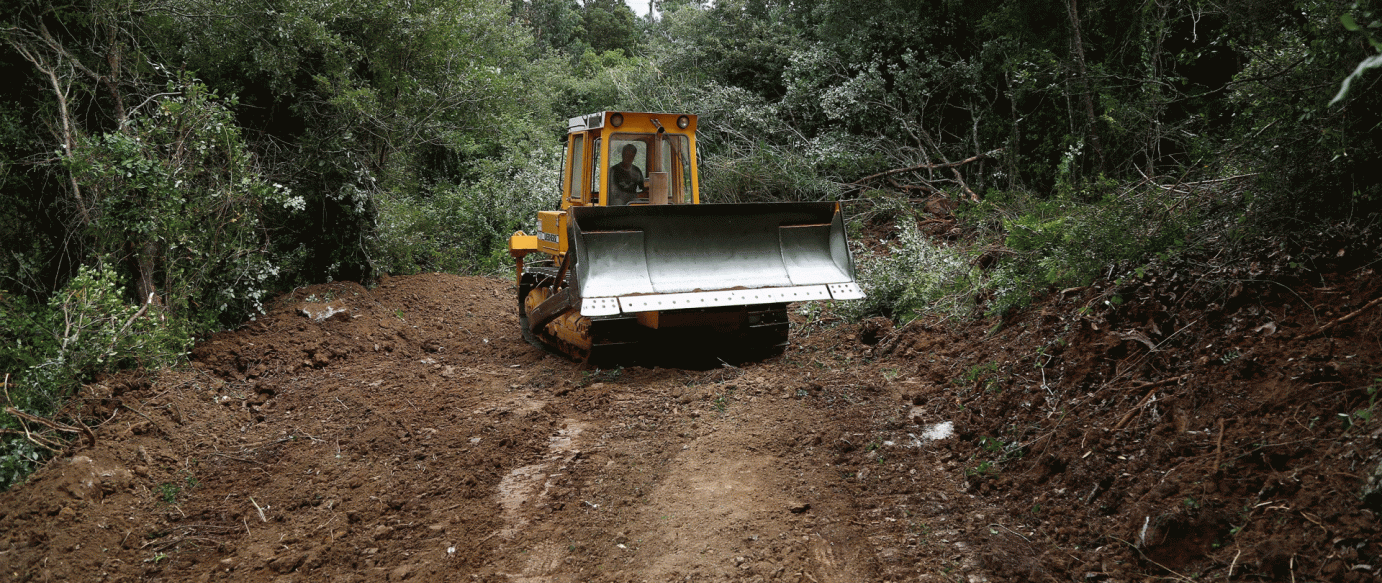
2,263,1380,582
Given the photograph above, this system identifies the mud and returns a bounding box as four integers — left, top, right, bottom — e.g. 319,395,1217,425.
2,266,1379,582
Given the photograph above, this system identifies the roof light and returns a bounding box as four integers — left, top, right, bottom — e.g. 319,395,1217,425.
676,115,690,129
610,113,624,127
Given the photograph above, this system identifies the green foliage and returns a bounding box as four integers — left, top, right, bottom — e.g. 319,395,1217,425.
1341,378,1382,432
1331,11,1382,104
580,0,640,54
373,139,560,275
578,366,624,387
841,194,983,321
512,0,588,56
958,362,1003,391
69,76,291,326
1,264,187,490
976,183,1194,315
157,483,181,504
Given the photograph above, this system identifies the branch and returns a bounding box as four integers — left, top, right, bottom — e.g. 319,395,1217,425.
6,406,95,444
852,150,1001,186
1307,296,1382,339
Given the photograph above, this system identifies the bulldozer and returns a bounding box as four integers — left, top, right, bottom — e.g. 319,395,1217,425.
508,111,864,364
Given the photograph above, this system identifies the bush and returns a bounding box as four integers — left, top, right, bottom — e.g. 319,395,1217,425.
67,76,293,328
1,263,187,490
842,193,983,322
967,182,1199,316
373,140,561,275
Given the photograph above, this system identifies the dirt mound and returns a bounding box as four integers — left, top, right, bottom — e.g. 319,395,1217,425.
2,267,1379,582
854,265,1382,581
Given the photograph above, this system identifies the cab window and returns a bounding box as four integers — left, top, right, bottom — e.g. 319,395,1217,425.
567,135,585,202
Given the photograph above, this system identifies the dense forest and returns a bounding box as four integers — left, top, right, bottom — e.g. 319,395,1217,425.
1,0,1379,488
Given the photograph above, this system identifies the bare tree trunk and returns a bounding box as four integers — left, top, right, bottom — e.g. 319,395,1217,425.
9,41,91,226
1144,0,1171,178
1065,0,1106,174
136,241,160,307
1006,71,1021,190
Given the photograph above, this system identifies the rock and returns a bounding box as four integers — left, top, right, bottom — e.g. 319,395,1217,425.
63,456,99,500
1363,459,1382,511
788,502,811,514
389,564,414,581
268,552,304,574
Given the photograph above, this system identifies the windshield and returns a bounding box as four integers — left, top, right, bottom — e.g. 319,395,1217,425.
609,132,692,205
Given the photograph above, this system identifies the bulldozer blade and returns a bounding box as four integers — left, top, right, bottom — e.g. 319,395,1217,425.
569,202,863,316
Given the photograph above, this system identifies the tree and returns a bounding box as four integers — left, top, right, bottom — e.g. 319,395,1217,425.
583,0,639,54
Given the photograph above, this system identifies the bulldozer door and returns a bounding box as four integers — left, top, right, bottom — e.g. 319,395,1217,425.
566,134,586,204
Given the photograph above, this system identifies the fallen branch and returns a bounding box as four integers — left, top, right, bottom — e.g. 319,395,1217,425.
949,165,980,203
1128,374,1189,392
1306,295,1382,338
0,427,64,451
4,406,97,446
1113,375,1188,431
1151,173,1259,192
851,151,1000,186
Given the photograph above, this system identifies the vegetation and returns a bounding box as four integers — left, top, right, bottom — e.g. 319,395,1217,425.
2,0,1380,488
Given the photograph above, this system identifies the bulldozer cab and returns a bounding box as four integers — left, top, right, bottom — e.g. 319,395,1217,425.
563,112,699,208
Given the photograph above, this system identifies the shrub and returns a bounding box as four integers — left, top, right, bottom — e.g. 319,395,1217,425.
842,193,982,321
67,76,293,328
1,263,186,490
970,182,1199,316
373,140,560,275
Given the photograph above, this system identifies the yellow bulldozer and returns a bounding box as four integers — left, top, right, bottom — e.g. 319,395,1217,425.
508,111,864,364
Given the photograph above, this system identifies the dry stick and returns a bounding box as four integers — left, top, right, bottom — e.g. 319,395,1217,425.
1112,375,1189,431
208,452,261,464
852,151,1000,185
1307,296,1382,338
249,497,267,522
5,406,96,446
1213,418,1226,470
988,523,1031,542
949,166,980,202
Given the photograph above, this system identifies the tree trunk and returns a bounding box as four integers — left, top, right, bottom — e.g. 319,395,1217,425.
1066,0,1106,174
136,240,162,308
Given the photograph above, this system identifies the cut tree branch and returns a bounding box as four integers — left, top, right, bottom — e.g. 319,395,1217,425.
1307,296,1382,339
852,151,1001,186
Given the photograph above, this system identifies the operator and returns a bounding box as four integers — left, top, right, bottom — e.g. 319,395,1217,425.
608,143,645,205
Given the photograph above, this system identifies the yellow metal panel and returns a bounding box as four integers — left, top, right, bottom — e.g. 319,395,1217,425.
537,210,567,254
507,232,538,258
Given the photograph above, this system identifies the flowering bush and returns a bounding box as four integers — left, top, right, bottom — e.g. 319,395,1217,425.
69,75,292,327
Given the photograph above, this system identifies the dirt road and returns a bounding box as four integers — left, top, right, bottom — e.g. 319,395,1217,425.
0,274,980,582
3,270,1379,582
